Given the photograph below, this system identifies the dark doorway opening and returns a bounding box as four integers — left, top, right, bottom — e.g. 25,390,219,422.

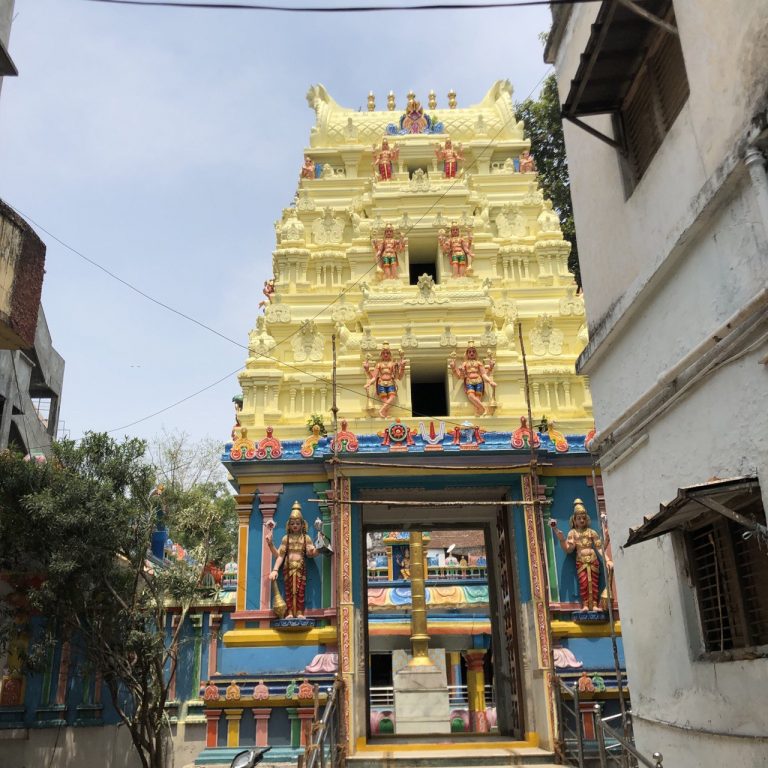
410,363,448,418
408,237,439,285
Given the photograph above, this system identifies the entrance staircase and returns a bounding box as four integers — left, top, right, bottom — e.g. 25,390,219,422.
345,739,560,768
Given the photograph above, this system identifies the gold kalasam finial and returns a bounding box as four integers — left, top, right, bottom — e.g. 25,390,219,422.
367,91,375,111
407,89,416,104
387,91,396,111
448,89,457,109
428,90,437,109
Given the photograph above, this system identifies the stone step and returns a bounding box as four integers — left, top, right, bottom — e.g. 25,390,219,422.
346,745,558,768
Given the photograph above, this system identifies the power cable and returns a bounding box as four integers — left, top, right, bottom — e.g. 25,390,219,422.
14,71,553,434
83,0,601,12
3,203,247,352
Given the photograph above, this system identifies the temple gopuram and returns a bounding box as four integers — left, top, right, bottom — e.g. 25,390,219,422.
199,82,627,765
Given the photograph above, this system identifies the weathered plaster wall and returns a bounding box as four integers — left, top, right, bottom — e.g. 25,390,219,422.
551,0,768,327
602,354,768,761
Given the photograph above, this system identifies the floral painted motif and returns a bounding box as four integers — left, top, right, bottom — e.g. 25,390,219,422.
333,419,359,452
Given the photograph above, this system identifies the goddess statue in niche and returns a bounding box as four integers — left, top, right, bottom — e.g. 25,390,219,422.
448,341,496,416
438,222,474,277
435,139,464,178
550,499,612,612
372,138,399,181
266,502,319,619
372,224,407,280
363,342,408,418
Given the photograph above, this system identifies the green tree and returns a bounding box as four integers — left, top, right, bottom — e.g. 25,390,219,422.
515,75,581,289
0,433,232,768
148,430,236,566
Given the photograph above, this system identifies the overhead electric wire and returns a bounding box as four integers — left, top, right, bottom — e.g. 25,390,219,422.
84,0,602,12
11,67,553,435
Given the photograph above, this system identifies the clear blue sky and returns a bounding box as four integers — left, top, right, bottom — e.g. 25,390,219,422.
0,0,552,445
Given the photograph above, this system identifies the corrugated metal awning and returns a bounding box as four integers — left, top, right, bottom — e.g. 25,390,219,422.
625,477,766,547
560,0,677,150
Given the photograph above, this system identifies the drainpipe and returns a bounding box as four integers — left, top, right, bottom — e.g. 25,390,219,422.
744,147,768,240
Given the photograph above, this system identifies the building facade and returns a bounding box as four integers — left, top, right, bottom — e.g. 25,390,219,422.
546,2,768,766
200,83,625,765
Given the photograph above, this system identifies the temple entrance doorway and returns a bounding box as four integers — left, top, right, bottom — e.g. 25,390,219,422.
359,490,526,742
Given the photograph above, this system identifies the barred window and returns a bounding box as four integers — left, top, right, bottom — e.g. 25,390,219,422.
685,497,768,655
621,7,689,180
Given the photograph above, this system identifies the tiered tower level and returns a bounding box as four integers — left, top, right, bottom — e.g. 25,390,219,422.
239,81,592,439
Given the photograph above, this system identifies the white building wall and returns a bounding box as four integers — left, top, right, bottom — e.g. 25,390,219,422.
548,1,768,765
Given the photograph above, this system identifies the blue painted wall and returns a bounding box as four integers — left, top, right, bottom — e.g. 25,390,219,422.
548,477,607,604
247,483,324,612
218,645,322,676
560,636,625,669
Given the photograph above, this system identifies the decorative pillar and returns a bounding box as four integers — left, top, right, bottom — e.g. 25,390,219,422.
408,531,430,666
168,614,181,702
252,708,271,747
522,474,557,747
287,707,300,748
334,477,354,751
313,483,333,608
55,640,71,705
205,709,222,747
225,709,243,747
298,707,314,747
257,484,283,611
235,493,255,613
463,650,488,733
190,614,204,697
207,613,222,680
448,651,462,688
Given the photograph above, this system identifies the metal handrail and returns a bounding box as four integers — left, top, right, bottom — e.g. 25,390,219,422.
555,676,585,768
303,680,344,768
594,704,663,768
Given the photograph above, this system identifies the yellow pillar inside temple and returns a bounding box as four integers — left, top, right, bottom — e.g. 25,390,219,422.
463,649,488,733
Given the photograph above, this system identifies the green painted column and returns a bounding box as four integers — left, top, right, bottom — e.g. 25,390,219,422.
313,481,332,609
542,477,560,602
190,614,204,699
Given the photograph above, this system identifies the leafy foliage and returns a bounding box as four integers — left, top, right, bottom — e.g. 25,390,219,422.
515,75,581,289
0,432,234,768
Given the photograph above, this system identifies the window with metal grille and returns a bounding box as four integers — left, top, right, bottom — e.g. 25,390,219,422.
685,498,768,655
621,7,689,181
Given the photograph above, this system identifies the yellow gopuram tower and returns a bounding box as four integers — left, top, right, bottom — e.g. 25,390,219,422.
238,81,591,438
212,83,622,765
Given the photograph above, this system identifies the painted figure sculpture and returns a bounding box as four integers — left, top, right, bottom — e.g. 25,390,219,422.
372,224,407,280
435,139,464,178
363,342,408,419
550,499,612,611
266,501,318,619
438,222,474,277
372,139,399,181
300,156,315,180
448,341,496,416
519,150,536,173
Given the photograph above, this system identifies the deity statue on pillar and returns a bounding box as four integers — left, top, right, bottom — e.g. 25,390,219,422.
266,501,319,619
363,342,407,419
448,341,496,416
438,222,474,277
372,224,407,280
435,139,463,178
372,139,399,181
259,278,276,309
550,499,612,612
